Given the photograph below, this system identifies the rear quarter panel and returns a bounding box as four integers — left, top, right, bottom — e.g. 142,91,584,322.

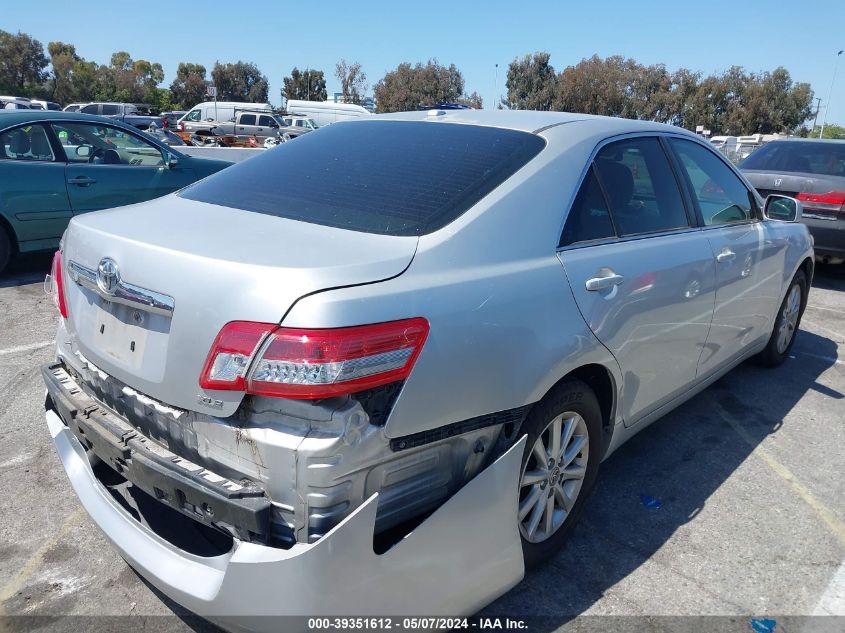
282,122,625,440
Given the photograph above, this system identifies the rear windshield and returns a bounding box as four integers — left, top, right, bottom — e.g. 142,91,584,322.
179,120,546,236
740,141,845,177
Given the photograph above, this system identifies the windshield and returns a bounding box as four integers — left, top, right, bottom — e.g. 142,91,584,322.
740,141,845,177
179,120,546,236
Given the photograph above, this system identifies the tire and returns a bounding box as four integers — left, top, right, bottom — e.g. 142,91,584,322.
757,269,807,367
518,378,602,570
0,224,11,274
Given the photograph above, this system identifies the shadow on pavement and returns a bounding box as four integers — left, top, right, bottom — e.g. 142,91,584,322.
812,263,845,292
484,329,839,625
0,252,52,289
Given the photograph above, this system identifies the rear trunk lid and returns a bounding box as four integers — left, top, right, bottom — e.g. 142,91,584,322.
744,170,845,200
61,195,418,416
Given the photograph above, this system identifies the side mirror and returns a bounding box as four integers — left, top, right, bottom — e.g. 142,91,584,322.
75,146,91,158
164,152,179,169
764,195,802,222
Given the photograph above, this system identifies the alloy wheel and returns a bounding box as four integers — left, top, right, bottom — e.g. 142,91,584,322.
518,412,589,543
776,283,801,354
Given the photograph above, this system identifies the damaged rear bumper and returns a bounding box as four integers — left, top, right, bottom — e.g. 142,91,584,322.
44,370,526,630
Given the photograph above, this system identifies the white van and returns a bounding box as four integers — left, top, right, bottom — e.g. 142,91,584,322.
179,101,273,133
286,100,371,127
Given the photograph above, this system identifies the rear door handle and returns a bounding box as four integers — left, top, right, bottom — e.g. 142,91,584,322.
716,249,736,263
585,272,625,291
67,176,96,186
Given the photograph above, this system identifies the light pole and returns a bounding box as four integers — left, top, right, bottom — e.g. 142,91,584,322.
820,49,843,139
494,63,498,110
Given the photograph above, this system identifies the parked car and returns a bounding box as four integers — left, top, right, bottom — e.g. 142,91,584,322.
29,99,62,111
160,110,186,129
42,111,812,626
1,96,34,109
62,103,87,113
281,114,318,137
740,139,845,264
177,101,273,135
286,99,371,126
204,109,291,143
78,102,160,130
0,110,231,272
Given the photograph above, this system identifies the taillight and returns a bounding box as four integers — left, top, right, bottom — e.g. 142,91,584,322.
49,250,68,319
796,191,845,212
199,321,274,391
200,318,429,399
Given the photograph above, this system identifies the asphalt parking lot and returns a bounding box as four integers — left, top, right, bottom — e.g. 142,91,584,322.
0,253,843,632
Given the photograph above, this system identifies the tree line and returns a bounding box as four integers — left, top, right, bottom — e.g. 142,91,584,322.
0,29,821,134
503,52,816,135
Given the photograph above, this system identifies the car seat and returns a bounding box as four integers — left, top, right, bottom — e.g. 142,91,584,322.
29,130,53,160
595,159,636,234
8,130,31,158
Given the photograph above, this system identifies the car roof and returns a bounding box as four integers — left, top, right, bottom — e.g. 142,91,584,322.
0,109,127,130
372,109,692,135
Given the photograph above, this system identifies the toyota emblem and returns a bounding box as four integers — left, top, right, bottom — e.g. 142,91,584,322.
96,258,120,294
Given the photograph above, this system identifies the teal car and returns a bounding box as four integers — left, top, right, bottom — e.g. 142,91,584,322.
0,110,232,272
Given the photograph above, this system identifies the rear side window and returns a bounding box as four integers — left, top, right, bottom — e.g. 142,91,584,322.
179,120,546,236
184,109,201,122
0,125,55,161
740,141,845,177
240,114,256,125
671,138,755,226
81,104,98,114
559,167,615,246
102,104,120,116
593,137,689,236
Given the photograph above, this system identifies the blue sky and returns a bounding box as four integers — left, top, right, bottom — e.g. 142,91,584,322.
3,0,845,125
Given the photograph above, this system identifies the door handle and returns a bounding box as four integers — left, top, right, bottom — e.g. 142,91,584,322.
716,249,736,264
585,272,625,291
67,176,96,186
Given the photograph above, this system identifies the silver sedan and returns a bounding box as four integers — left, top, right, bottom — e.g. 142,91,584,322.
43,110,813,626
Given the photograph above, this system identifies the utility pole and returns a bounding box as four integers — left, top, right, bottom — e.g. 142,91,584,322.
820,50,843,139
812,97,822,131
494,63,498,110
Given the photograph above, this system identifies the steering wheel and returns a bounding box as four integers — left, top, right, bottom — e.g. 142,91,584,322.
88,147,107,164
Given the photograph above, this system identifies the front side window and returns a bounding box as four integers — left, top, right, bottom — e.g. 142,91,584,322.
0,125,55,161
180,120,546,236
240,114,256,126
671,138,755,226
51,122,164,166
258,115,275,127
559,167,615,246
592,137,689,237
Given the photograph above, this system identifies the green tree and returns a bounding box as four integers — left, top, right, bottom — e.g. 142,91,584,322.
211,61,269,102
0,30,49,95
373,60,465,112
804,123,845,139
47,41,80,104
502,52,556,111
169,62,208,109
283,68,327,102
457,91,483,109
335,59,367,104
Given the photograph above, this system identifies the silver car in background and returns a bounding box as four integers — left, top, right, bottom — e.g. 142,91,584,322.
741,139,845,264
43,111,813,628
